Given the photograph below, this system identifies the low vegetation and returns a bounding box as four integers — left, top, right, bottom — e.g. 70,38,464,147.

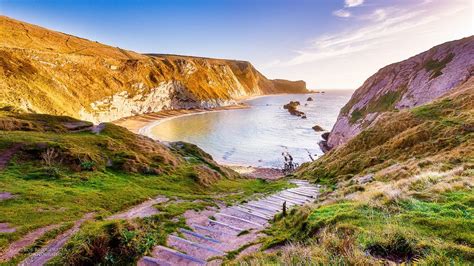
424,53,455,79
237,188,473,264
232,84,473,264
0,111,289,264
349,88,405,124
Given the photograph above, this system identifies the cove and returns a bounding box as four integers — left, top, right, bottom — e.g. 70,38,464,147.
149,91,352,168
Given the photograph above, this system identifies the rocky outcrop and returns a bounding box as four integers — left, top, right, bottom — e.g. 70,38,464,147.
271,79,307,94
0,16,308,123
283,101,306,118
327,36,474,150
312,125,325,132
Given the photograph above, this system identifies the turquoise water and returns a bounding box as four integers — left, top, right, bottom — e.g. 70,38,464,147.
150,91,353,168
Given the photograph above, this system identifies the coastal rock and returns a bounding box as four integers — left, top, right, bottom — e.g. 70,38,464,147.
318,140,331,153
283,101,306,118
321,132,330,141
327,36,474,149
312,125,325,132
307,97,313,101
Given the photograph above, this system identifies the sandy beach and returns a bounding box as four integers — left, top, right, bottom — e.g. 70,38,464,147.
113,103,286,179
112,104,249,134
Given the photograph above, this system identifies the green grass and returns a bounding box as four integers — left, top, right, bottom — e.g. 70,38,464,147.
240,190,474,264
49,217,185,265
298,88,473,184
424,53,455,79
0,111,291,263
0,161,289,250
349,89,405,124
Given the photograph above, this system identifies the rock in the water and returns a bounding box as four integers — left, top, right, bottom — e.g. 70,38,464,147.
312,125,325,132
307,97,313,101
318,140,331,153
321,132,330,141
283,101,306,117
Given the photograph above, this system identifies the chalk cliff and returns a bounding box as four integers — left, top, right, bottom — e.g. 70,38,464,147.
0,16,307,123
325,36,474,150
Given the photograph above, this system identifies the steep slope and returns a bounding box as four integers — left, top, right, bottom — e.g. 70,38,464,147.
235,72,474,266
0,16,307,123
0,110,293,264
325,36,473,150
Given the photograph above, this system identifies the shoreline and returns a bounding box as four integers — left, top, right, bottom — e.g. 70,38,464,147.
225,164,284,180
112,93,312,179
113,104,285,179
112,104,249,134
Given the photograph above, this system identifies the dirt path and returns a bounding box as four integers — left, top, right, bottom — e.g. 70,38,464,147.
0,192,14,201
0,224,60,262
19,213,94,266
107,196,168,220
4,195,167,264
138,179,320,265
0,143,23,170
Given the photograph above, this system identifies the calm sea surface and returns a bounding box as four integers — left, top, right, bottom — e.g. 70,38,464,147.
150,91,353,168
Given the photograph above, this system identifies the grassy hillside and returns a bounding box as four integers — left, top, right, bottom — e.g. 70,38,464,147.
0,111,290,264
234,79,473,264
0,16,307,122
327,36,473,149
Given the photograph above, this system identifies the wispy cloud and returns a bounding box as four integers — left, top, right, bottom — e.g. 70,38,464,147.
345,0,364,8
269,1,470,67
333,9,351,18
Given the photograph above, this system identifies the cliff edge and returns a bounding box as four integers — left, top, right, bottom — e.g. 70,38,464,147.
325,36,474,150
0,16,308,123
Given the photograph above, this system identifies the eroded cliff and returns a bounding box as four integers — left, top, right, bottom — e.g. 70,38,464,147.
326,36,474,149
0,16,307,123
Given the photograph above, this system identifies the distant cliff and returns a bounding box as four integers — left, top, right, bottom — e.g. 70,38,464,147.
325,36,474,150
0,16,308,123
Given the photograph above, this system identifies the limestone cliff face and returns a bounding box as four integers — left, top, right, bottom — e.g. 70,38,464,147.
0,16,307,123
326,36,474,150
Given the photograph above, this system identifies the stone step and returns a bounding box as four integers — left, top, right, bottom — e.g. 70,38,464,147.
273,194,306,205
294,187,319,193
295,185,318,189
215,213,264,228
191,224,233,241
138,256,172,266
248,201,282,212
245,203,279,213
289,180,311,185
286,189,315,198
280,191,312,201
224,207,270,222
233,206,274,219
266,195,301,205
259,199,295,209
273,193,308,202
258,197,290,207
207,219,244,233
168,235,224,260
179,228,221,244
267,195,301,206
151,245,206,266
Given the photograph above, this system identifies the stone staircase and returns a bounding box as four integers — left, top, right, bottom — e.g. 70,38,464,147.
138,179,319,265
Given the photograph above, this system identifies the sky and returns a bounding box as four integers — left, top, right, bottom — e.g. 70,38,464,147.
1,0,473,89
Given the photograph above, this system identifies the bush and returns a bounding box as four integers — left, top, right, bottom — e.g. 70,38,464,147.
80,161,95,171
